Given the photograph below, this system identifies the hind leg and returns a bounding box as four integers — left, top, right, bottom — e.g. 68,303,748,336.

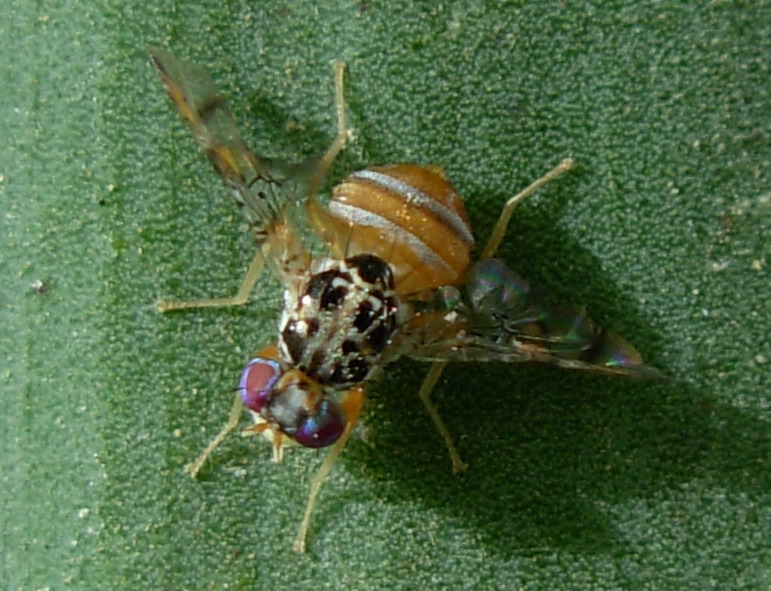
157,63,352,313
417,158,575,472
481,158,574,259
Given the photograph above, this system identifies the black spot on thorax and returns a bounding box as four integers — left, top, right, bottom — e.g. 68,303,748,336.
353,300,375,332
346,254,394,287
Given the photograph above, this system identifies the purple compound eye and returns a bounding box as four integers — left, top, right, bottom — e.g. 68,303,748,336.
293,398,345,448
239,358,282,412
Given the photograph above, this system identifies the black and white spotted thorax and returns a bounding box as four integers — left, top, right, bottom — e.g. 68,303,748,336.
278,254,402,388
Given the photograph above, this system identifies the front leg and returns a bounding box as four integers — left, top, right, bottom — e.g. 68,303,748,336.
293,385,364,553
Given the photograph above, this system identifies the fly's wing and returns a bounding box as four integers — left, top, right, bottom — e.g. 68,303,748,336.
400,259,660,378
148,47,315,281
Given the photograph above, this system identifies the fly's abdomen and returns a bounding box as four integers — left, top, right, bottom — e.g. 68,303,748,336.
327,164,475,296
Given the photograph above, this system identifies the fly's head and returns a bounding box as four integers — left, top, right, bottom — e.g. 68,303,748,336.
239,357,347,451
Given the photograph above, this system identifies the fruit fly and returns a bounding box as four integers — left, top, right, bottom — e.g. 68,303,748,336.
148,48,659,552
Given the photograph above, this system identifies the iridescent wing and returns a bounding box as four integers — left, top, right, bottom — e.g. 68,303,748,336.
398,258,660,378
148,47,315,280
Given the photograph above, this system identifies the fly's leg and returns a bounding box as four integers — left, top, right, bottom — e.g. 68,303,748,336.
417,158,575,472
308,62,351,201
185,391,244,477
481,158,574,259
418,361,467,473
156,249,265,312
157,63,350,313
185,345,281,477
293,386,364,553
305,62,357,252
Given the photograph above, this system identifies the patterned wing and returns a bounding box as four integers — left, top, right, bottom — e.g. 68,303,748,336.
401,259,660,378
148,47,316,245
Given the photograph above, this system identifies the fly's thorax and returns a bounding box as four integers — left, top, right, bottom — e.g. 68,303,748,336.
326,164,475,296
278,253,401,387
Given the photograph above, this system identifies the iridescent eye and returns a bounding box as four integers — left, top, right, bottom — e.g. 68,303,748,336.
239,358,282,412
293,398,345,448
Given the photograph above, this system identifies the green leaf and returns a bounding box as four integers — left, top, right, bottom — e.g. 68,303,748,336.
2,1,768,589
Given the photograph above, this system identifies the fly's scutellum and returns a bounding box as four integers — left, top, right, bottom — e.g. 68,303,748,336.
149,48,659,552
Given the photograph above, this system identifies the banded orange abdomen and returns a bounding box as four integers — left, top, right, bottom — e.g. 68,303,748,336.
326,164,475,296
